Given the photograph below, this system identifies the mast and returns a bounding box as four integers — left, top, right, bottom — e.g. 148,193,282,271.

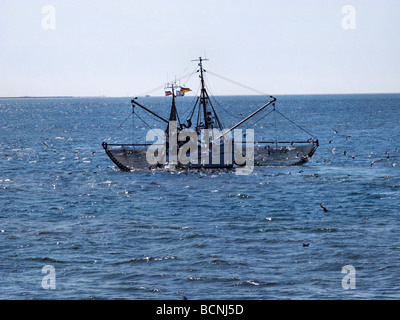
193,57,209,129
199,57,209,129
191,57,224,133
166,83,181,133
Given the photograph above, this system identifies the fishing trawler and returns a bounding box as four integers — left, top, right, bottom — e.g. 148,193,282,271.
102,57,318,172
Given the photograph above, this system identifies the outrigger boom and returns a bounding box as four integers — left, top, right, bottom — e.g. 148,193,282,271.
131,98,169,124
214,97,276,141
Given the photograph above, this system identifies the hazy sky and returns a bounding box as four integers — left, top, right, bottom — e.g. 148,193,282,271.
1,0,400,97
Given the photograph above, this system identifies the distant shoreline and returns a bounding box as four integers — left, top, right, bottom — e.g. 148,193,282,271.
0,96,90,99
1,93,400,99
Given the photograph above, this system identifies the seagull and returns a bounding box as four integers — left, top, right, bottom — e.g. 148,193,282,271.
344,150,347,156
320,203,329,213
303,243,310,247
333,129,339,134
346,136,351,140
328,140,333,144
370,161,375,166
42,141,57,153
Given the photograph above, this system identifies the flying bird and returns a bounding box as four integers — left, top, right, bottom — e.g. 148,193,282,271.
42,141,57,153
320,203,329,213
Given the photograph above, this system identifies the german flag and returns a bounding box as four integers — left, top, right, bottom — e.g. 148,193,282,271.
180,87,191,93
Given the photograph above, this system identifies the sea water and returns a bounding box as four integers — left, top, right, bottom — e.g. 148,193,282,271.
0,94,399,299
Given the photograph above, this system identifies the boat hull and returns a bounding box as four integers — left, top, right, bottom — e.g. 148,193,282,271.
102,141,317,171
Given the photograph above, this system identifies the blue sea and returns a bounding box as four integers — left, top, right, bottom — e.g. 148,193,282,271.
0,94,399,300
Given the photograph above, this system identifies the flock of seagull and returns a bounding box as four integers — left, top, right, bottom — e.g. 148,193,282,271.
301,128,399,248
328,128,398,168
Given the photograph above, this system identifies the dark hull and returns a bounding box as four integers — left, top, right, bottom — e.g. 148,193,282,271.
102,142,318,172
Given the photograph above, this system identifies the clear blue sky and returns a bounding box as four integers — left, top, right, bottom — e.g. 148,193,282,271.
1,0,400,97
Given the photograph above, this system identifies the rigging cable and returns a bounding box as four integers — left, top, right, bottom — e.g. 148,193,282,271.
243,109,275,131
182,83,201,122
203,73,243,119
206,69,315,138
274,104,278,145
206,70,272,96
134,110,166,142
103,111,134,142
274,109,315,137
204,70,275,121
134,67,198,98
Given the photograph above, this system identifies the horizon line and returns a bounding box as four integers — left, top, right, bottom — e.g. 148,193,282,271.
1,92,400,99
